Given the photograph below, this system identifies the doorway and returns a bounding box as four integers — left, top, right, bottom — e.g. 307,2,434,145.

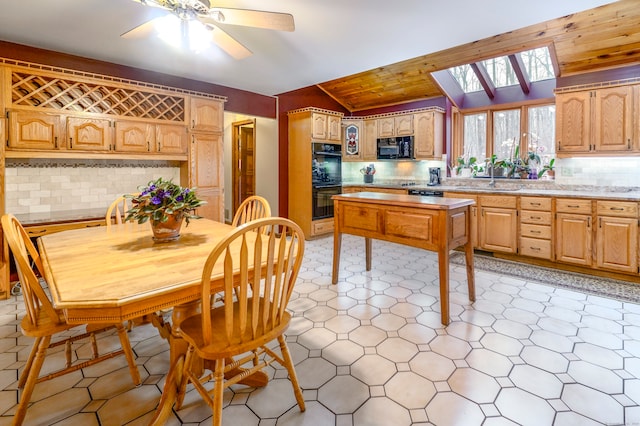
232,119,256,216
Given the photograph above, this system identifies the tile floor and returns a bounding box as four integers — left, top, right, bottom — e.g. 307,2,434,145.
2,234,640,425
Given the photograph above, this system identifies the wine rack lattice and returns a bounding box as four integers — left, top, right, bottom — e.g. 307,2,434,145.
11,71,185,122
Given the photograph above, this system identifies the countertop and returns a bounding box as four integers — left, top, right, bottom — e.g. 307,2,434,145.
343,178,640,201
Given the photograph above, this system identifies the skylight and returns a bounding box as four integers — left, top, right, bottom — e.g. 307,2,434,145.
448,46,554,94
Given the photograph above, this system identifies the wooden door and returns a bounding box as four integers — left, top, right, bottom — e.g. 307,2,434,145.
191,133,224,222
232,119,256,215
378,117,395,138
395,114,413,136
596,216,637,273
556,91,591,153
362,119,378,160
555,213,592,266
67,117,112,151
479,207,517,253
593,86,633,152
156,124,187,154
327,115,341,142
8,110,60,150
342,120,362,161
115,120,153,152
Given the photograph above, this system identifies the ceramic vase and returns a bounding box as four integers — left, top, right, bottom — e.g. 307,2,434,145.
150,213,184,242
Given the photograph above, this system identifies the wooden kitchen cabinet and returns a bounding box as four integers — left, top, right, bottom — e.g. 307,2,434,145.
189,132,224,222
114,120,152,152
190,97,224,133
156,123,188,154
362,119,378,160
478,195,517,253
312,111,341,142
413,110,444,160
556,86,633,154
444,192,478,248
7,110,61,150
66,116,112,151
378,114,413,138
342,119,362,161
555,198,593,266
519,196,552,260
595,200,638,273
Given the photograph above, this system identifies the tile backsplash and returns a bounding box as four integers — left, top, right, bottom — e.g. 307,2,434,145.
5,159,181,215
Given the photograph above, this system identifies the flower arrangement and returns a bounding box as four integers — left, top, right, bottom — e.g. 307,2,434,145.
125,178,206,226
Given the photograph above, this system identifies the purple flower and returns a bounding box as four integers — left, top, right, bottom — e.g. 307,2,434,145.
176,195,184,202
151,196,162,205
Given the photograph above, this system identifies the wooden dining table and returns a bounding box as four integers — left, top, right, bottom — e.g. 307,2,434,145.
37,218,267,425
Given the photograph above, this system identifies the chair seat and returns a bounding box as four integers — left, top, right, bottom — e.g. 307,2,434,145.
179,300,291,360
20,309,71,338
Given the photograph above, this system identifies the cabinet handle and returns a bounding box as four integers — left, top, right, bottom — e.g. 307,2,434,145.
531,216,541,220
529,247,540,251
609,207,624,211
530,203,541,206
54,136,58,148
567,205,579,208
69,137,72,148
192,120,195,129
147,141,150,152
531,230,541,234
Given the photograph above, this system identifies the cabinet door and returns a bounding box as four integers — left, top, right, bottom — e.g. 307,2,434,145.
115,120,153,152
555,213,592,266
191,133,224,222
378,117,395,137
67,117,112,151
311,113,328,139
342,120,362,161
327,115,341,142
395,115,413,136
556,91,591,152
190,97,223,133
596,216,637,273
413,111,443,159
593,86,633,151
156,124,187,154
479,207,517,253
362,119,378,160
8,110,61,150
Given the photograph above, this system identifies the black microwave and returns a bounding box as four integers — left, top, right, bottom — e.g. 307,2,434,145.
377,136,414,160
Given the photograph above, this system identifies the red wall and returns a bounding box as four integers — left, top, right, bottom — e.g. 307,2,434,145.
0,41,277,118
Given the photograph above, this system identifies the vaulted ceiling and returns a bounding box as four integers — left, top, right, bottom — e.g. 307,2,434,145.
318,0,640,111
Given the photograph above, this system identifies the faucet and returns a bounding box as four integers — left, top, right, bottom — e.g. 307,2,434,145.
488,161,496,187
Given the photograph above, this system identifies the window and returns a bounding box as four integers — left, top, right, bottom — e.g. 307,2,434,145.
493,109,521,159
449,64,483,93
520,47,555,82
527,105,556,166
456,103,555,166
481,57,517,88
463,113,487,162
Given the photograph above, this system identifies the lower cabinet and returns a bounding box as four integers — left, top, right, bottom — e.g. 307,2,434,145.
519,196,552,260
555,198,593,267
478,195,517,254
595,200,638,273
444,192,478,248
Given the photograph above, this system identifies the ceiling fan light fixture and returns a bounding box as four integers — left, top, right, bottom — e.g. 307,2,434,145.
156,14,209,52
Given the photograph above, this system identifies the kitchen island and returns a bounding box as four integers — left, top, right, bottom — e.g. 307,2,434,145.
331,191,475,325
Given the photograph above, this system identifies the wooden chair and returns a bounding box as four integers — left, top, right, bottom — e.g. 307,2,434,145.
1,214,141,425
231,195,271,228
105,194,137,227
175,217,306,425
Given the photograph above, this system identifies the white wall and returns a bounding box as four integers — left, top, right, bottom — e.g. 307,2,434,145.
223,112,279,222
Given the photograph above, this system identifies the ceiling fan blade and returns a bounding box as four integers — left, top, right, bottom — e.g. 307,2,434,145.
208,25,253,60
208,8,295,32
129,0,173,12
121,17,163,39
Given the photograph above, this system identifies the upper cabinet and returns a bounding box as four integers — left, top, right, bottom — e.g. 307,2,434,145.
67,116,112,151
413,110,444,160
342,119,362,161
556,85,634,155
378,115,413,137
8,110,61,150
312,111,342,142
190,97,224,133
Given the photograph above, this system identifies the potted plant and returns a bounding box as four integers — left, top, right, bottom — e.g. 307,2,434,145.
538,158,555,179
455,156,477,177
125,178,206,242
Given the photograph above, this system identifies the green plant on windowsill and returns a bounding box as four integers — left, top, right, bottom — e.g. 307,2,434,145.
455,156,477,176
537,158,555,179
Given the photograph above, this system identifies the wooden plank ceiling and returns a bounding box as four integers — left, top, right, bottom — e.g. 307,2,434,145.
318,0,640,112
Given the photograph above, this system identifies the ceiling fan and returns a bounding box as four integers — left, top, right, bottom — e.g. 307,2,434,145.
122,0,295,59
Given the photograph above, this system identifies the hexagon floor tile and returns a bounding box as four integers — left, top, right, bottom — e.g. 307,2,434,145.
2,234,640,425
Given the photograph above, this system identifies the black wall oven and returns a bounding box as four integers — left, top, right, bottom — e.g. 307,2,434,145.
312,143,342,220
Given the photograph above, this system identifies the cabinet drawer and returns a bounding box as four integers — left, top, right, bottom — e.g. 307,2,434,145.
520,197,551,211
520,223,551,239
556,198,592,214
479,195,517,209
341,205,380,232
520,237,552,259
520,210,552,225
312,219,334,235
596,200,638,218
